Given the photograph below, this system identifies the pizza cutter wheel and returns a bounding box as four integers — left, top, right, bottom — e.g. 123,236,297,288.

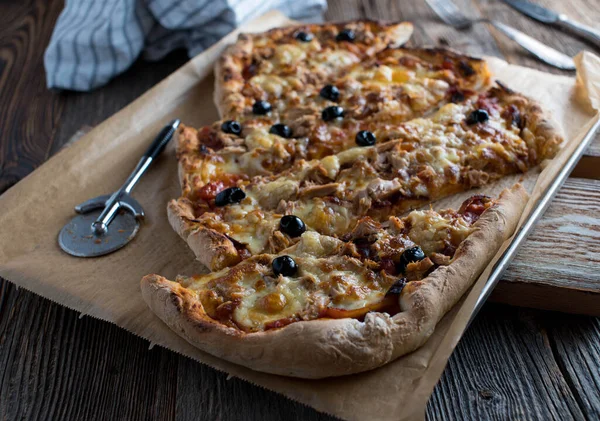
58,119,180,257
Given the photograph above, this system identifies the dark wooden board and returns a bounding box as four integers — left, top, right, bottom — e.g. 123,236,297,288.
547,314,600,419
1,0,600,420
427,305,585,420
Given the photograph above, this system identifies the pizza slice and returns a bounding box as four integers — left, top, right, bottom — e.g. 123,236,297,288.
215,20,414,121
143,186,527,378
216,43,490,139
176,72,504,203
170,83,561,270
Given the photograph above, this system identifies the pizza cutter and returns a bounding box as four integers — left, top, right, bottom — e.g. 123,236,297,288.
58,119,180,257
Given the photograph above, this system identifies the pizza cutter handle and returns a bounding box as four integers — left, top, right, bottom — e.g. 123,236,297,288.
143,119,181,161
91,119,180,235
122,119,180,195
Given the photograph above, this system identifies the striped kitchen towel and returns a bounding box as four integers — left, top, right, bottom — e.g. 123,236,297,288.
44,0,326,91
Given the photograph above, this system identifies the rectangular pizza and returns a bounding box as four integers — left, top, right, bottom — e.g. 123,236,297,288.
140,21,562,378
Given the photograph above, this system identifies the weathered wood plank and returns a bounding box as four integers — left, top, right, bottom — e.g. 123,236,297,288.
0,0,66,194
427,304,585,420
494,178,600,315
547,314,600,419
175,356,333,421
586,139,600,158
0,280,178,420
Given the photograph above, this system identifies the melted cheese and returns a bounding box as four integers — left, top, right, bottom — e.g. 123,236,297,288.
218,194,278,254
187,245,387,331
234,275,310,330
406,210,472,255
313,50,360,72
249,75,290,97
294,200,354,236
272,44,307,67
184,200,482,331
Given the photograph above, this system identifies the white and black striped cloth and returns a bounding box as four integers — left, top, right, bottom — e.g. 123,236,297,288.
44,0,326,91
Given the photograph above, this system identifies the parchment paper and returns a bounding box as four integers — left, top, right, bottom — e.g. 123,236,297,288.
1,11,599,421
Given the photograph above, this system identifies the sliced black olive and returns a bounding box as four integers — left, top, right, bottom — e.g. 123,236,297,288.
336,28,356,42
450,91,465,104
215,187,246,206
279,215,306,237
272,255,298,277
466,109,489,125
355,130,376,147
397,246,426,273
386,278,407,295
458,60,475,77
322,105,344,121
320,84,340,102
295,31,313,42
269,124,292,138
252,100,272,115
221,120,242,135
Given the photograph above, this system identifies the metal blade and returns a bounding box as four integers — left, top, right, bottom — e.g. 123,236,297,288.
503,0,559,24
58,210,140,257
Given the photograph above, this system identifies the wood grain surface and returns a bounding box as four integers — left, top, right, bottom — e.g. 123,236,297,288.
1,0,600,420
494,178,600,315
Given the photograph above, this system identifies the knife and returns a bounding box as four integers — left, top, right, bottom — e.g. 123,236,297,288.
503,0,600,47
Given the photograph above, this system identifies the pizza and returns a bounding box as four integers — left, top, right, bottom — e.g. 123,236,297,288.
214,20,414,121
169,83,561,271
141,21,563,378
143,186,527,377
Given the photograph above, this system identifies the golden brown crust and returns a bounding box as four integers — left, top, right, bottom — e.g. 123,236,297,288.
167,199,241,270
144,184,528,378
494,81,562,163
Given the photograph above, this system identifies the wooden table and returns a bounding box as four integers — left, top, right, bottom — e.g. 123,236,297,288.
1,0,599,419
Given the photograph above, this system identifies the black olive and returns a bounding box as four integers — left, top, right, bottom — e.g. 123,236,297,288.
458,60,475,77
386,278,407,295
397,246,426,273
295,31,313,42
272,255,298,277
221,120,242,135
336,29,356,42
512,111,522,128
320,84,340,102
215,187,246,206
252,100,272,115
450,91,465,104
279,215,306,237
269,124,292,138
466,109,489,125
322,106,344,121
355,130,376,147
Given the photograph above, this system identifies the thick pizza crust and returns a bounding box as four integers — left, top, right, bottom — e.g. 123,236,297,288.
494,82,563,161
145,184,528,378
214,20,414,119
168,198,241,271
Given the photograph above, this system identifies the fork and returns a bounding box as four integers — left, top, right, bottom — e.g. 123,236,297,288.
426,0,576,70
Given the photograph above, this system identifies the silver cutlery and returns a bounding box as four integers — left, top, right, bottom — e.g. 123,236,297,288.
503,0,600,47
426,0,576,70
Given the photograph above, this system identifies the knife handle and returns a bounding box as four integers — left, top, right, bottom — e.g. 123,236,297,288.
489,21,576,70
558,14,600,47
